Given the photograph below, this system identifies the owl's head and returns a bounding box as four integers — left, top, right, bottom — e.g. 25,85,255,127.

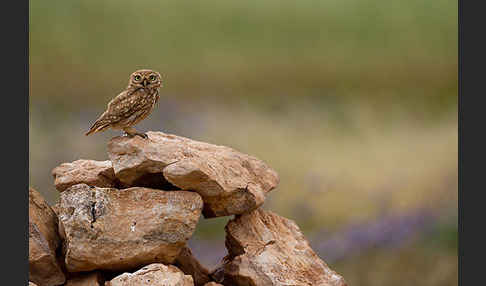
128,69,162,89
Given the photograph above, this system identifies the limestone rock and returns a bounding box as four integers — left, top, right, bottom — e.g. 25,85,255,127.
57,184,203,272
64,272,104,286
221,209,347,286
107,131,279,217
106,263,194,286
175,246,211,286
52,159,118,192
29,188,66,286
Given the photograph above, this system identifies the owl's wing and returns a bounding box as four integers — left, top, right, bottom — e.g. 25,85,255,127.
106,88,149,119
85,89,145,135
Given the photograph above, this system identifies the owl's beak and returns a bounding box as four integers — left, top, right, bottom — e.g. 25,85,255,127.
142,79,148,87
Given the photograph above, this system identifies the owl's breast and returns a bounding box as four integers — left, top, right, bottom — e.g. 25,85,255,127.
150,89,160,109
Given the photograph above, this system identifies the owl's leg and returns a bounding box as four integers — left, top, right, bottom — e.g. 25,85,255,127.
123,127,148,139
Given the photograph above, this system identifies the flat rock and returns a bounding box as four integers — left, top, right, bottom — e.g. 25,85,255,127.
29,188,66,286
57,184,203,272
221,209,347,286
175,246,211,286
64,272,104,286
52,159,118,192
107,131,279,217
106,263,194,286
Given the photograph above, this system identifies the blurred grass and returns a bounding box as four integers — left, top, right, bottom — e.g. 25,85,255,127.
30,0,457,285
316,215,458,286
333,239,457,286
30,0,457,106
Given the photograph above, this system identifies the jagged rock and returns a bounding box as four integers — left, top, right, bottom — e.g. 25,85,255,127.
175,246,211,286
220,209,347,286
64,272,104,286
106,263,194,286
107,131,279,217
57,184,203,272
203,283,223,286
52,159,118,192
29,188,66,286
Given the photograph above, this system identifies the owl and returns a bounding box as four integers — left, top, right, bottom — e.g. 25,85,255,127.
85,69,163,139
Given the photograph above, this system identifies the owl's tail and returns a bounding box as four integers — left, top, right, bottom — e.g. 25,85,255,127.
85,118,110,136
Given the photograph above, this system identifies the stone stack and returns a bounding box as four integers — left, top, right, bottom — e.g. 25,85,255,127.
29,131,347,286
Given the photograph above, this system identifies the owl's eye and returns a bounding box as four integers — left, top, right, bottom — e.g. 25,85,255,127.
134,75,142,81
149,75,157,81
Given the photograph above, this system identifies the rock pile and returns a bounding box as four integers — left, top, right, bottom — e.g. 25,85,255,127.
30,131,347,286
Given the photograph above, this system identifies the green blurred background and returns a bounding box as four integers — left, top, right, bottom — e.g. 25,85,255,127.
30,0,457,285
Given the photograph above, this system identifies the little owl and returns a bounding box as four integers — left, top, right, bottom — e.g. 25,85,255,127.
85,69,162,139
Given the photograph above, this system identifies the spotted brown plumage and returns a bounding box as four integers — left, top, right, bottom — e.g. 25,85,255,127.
85,69,162,138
